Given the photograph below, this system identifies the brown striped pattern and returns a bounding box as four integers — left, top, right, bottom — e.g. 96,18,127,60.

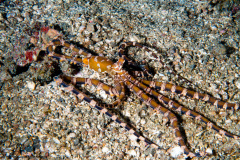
54,76,160,150
118,42,155,76
120,73,197,157
49,39,92,57
62,75,125,107
141,80,239,111
45,37,239,158
118,42,187,79
126,75,239,140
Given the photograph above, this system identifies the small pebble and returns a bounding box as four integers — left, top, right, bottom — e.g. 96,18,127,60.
79,25,86,33
140,119,146,125
225,119,232,124
235,79,240,89
86,23,95,33
53,137,60,144
170,146,184,158
68,132,76,138
102,146,110,153
65,150,71,158
129,134,138,141
206,148,213,155
26,81,36,91
210,25,217,31
128,149,137,156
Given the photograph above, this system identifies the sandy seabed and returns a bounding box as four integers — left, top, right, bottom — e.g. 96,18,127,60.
0,0,240,159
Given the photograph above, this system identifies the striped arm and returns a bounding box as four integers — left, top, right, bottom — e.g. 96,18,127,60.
48,39,92,57
141,80,239,111
118,42,187,81
60,75,125,107
113,77,126,106
46,51,83,65
118,42,153,76
53,76,160,150
127,76,239,140
120,74,201,158
46,38,92,65
128,70,151,78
